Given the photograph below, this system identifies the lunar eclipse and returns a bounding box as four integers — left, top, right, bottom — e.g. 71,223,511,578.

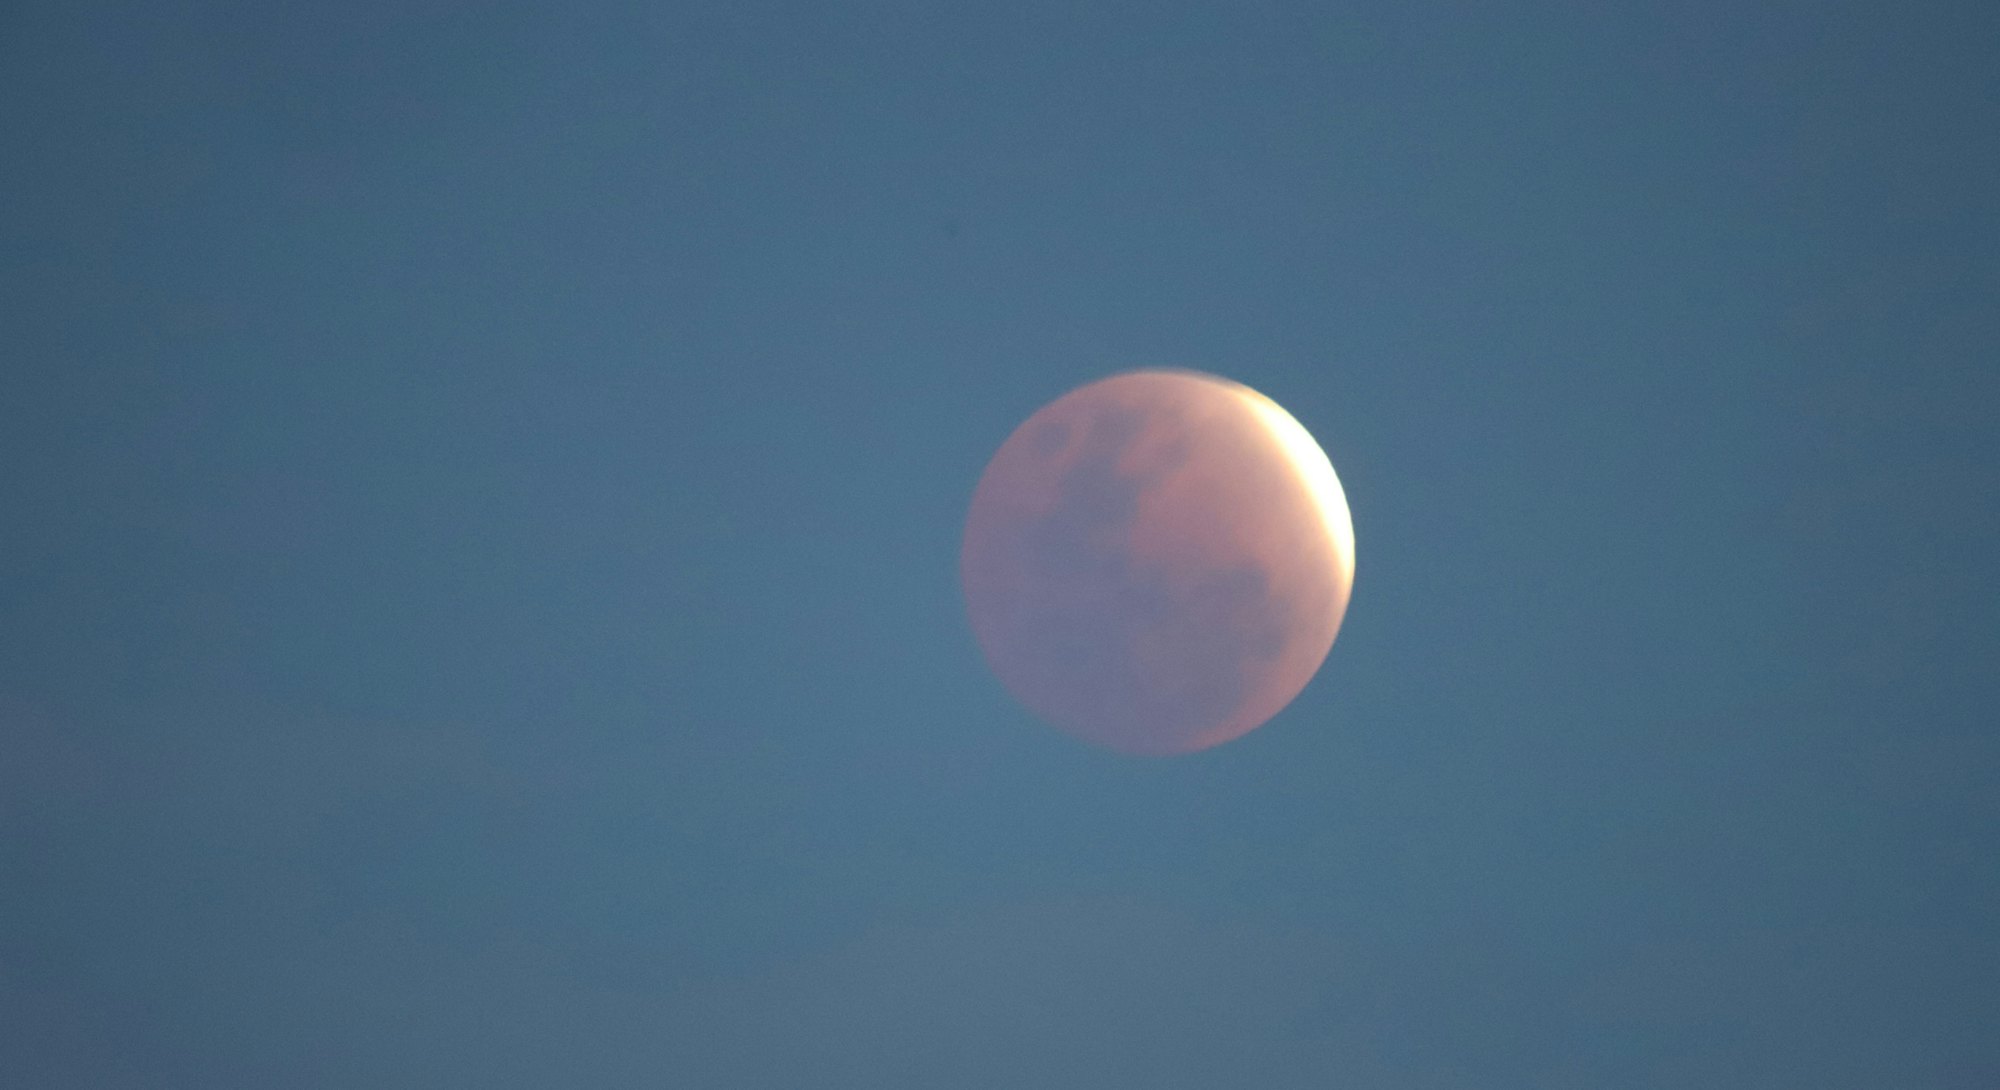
961,370,1355,755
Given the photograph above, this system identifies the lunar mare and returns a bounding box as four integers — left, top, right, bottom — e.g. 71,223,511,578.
960,370,1354,755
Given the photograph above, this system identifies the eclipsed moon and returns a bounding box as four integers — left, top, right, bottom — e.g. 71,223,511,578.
960,369,1355,755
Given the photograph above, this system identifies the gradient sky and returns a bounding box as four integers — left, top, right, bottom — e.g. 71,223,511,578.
4,2,1997,1086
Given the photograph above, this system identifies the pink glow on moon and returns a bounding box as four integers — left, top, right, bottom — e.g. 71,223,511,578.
960,370,1356,755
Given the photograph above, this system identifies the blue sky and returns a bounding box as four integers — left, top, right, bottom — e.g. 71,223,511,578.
4,2,1997,1085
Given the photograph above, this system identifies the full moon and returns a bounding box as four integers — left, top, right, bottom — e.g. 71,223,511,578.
961,369,1355,755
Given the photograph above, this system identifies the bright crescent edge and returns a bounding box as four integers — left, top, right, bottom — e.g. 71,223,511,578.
1234,387,1357,591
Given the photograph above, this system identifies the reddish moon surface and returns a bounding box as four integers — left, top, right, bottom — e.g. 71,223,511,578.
961,370,1356,755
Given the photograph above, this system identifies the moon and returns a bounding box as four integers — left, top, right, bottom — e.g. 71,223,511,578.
960,369,1355,755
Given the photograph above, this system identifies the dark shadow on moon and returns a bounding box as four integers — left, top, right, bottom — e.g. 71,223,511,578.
987,400,1295,753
